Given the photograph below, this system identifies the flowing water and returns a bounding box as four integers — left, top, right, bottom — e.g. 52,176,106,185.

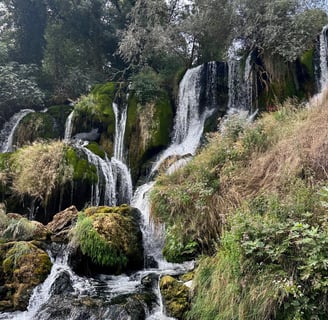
319,25,328,91
112,102,128,162
150,63,218,176
64,110,74,141
0,109,35,153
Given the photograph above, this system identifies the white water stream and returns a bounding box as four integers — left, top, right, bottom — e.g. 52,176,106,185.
64,110,74,141
0,109,35,153
319,25,328,91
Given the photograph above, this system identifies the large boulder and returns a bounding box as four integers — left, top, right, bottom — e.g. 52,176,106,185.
46,205,78,242
69,205,144,275
0,212,50,242
160,275,190,320
0,241,52,311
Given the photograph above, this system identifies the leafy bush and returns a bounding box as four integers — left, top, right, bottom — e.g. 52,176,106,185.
131,68,163,104
0,62,44,109
189,183,328,320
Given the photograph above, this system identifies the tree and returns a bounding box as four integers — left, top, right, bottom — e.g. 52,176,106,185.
0,63,44,109
1,0,47,65
118,0,188,70
233,0,328,61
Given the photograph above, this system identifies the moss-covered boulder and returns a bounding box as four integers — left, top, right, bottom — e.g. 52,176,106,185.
46,205,78,242
13,105,73,147
0,241,52,311
0,212,50,242
0,141,98,223
160,275,190,319
69,205,143,275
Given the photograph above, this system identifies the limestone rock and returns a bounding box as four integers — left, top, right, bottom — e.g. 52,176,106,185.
46,205,78,242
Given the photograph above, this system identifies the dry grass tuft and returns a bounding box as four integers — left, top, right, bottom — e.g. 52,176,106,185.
11,141,72,204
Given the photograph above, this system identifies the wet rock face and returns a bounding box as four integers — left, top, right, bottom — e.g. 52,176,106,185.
69,205,144,275
0,241,52,311
36,291,156,320
46,205,78,242
160,275,190,320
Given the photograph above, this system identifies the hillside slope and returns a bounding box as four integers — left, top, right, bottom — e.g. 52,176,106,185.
151,90,328,319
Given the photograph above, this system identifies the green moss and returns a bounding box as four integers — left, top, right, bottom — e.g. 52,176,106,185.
86,142,105,159
71,206,143,273
47,105,74,137
65,147,97,183
14,112,58,146
160,275,190,319
300,49,314,77
151,93,173,148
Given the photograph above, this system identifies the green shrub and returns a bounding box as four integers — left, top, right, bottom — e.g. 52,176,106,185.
131,68,163,104
189,182,328,320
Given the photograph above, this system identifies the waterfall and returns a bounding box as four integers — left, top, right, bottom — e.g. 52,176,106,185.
132,182,165,266
319,25,328,91
64,110,74,140
227,52,253,113
112,100,133,204
0,109,35,153
78,144,116,206
112,102,128,162
151,62,220,175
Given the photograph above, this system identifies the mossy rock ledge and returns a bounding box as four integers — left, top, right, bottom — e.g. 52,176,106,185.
69,205,144,275
160,275,190,320
0,241,52,311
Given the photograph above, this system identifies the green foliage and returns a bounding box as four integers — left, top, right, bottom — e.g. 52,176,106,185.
131,68,164,104
235,0,328,62
163,225,199,263
0,63,44,109
189,182,328,320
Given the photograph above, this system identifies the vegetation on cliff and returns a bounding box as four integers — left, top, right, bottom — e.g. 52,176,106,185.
150,91,328,318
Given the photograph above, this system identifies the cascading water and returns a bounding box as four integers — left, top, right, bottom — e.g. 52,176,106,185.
227,51,253,113
0,109,35,153
79,144,116,206
319,25,328,91
112,102,128,162
64,110,74,141
151,62,221,175
112,100,133,204
0,62,221,320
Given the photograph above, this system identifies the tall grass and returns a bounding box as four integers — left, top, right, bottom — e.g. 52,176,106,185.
10,141,72,205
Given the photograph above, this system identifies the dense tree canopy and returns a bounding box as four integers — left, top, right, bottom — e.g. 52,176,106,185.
0,0,326,105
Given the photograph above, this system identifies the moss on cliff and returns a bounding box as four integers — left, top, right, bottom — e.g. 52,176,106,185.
73,82,118,156
14,112,57,147
126,92,173,181
65,147,97,184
